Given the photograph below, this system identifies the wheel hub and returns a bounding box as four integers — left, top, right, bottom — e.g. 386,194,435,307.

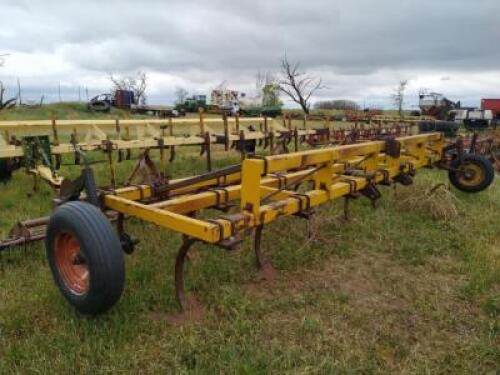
458,162,484,186
54,232,89,295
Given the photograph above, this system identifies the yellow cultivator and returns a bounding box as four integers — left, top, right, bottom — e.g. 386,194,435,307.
1,131,494,315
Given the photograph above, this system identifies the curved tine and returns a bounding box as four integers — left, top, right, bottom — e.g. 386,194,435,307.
343,196,350,221
169,146,176,162
254,225,268,269
283,141,289,154
174,236,197,312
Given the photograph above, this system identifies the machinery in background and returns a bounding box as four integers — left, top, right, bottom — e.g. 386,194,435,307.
88,90,178,117
481,98,500,127
449,109,494,131
175,95,208,113
419,91,461,120
176,82,282,117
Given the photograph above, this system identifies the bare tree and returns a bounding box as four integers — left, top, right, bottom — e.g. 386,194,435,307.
0,55,16,111
174,87,189,104
279,55,323,114
109,71,148,105
0,81,16,111
393,80,408,117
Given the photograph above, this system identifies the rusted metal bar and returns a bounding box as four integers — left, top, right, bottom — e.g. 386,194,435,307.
204,131,212,172
174,236,197,312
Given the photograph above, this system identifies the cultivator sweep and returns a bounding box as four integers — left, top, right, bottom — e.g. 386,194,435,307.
0,131,495,315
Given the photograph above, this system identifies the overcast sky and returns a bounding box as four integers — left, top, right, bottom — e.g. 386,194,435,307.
1,0,500,108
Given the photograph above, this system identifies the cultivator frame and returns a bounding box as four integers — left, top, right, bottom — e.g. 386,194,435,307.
1,116,496,316
100,133,445,311
0,115,418,189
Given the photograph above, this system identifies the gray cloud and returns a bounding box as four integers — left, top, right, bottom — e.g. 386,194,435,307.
1,0,499,107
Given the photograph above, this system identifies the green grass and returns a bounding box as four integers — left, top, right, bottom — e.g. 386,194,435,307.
0,102,149,121
0,105,498,373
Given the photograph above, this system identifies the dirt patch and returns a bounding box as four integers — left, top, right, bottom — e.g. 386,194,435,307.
242,263,279,299
148,295,205,326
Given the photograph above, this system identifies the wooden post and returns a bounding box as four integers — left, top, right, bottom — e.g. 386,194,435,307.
159,126,166,176
106,141,116,188
269,131,274,155
263,117,269,150
303,114,307,130
115,119,124,162
51,119,59,145
168,117,174,136
287,114,292,130
115,119,121,138
239,130,246,160
235,113,240,133
204,131,212,171
294,127,299,152
124,126,131,160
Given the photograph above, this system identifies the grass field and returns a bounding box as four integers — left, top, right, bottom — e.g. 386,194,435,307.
0,102,146,121
0,104,498,373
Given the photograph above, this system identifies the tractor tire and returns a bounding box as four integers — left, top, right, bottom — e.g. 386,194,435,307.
89,101,111,112
448,154,495,193
45,201,125,314
436,121,459,137
464,119,489,132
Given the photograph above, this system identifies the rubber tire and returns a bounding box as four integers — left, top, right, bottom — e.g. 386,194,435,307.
46,201,125,314
448,154,495,193
464,119,489,132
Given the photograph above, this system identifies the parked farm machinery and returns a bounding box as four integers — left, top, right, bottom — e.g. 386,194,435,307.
0,131,495,315
0,115,421,190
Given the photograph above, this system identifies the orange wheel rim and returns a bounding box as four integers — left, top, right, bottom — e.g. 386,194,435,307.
54,232,89,295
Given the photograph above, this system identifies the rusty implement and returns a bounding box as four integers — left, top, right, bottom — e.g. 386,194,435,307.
0,133,495,316
0,217,49,248
0,116,424,190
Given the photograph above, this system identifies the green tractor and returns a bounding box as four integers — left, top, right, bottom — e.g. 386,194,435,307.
175,95,207,113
